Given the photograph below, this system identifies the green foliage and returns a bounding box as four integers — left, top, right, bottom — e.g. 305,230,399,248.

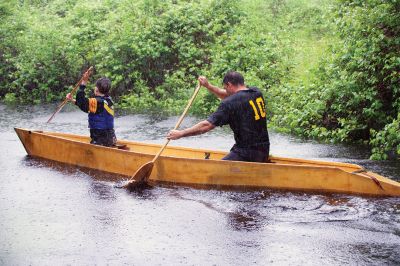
0,0,19,98
270,0,400,159
2,0,399,159
100,0,243,97
1,0,288,107
370,114,400,160
4,93,17,104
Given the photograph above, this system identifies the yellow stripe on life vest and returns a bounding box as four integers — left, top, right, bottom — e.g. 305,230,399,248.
103,102,114,116
88,98,97,113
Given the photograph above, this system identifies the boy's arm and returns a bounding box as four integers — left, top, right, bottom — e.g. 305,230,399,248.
75,85,89,113
75,86,107,114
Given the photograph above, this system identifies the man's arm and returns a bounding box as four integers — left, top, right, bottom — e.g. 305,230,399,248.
167,120,215,140
198,76,228,100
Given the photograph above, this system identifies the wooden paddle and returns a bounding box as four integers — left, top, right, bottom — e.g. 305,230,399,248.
47,66,93,123
122,82,202,191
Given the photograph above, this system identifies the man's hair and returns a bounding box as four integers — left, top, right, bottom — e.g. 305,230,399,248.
96,77,111,95
222,71,244,86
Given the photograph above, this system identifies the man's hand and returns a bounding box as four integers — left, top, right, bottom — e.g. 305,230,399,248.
198,76,210,88
198,75,228,99
167,129,184,140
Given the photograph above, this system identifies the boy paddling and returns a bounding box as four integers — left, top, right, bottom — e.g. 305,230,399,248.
66,69,117,147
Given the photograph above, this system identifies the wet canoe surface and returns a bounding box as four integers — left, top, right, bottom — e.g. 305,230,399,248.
1,104,400,265
14,128,400,196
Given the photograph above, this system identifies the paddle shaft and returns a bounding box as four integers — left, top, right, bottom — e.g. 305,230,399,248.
47,66,93,123
126,82,202,185
151,82,202,164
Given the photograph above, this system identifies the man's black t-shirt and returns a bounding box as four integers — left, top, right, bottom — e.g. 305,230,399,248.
207,87,270,149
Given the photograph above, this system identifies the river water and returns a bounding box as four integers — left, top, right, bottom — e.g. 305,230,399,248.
0,103,399,265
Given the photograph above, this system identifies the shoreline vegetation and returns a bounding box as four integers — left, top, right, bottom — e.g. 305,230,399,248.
1,0,399,159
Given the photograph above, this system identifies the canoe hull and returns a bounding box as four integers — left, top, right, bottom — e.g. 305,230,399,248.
15,128,400,196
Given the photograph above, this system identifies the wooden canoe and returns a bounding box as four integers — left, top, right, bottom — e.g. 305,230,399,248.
14,128,400,197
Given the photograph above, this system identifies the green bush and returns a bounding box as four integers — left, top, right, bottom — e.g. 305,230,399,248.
370,114,400,160
4,0,399,159
270,0,400,159
4,93,17,104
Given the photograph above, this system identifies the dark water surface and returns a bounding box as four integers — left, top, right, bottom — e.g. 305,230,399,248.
0,103,399,265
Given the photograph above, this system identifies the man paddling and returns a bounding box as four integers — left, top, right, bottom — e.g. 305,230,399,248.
167,71,270,163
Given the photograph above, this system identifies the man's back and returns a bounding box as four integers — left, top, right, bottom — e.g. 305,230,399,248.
207,87,270,149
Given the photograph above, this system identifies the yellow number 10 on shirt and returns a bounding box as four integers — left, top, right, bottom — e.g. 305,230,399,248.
249,97,266,120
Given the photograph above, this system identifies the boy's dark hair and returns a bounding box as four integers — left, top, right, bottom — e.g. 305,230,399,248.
96,77,111,95
222,71,244,86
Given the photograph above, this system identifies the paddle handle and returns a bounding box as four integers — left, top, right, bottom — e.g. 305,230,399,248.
151,82,202,163
46,66,93,123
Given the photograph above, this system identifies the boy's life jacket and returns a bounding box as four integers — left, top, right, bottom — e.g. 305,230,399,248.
75,85,115,130
88,96,114,129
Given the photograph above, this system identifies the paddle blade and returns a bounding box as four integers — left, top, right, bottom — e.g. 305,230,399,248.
122,162,154,191
132,161,154,181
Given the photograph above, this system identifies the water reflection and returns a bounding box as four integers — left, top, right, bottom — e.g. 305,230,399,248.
21,156,125,182
351,243,400,265
227,209,265,232
167,188,376,232
89,181,117,201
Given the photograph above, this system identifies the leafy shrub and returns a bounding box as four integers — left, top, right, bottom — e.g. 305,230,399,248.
370,114,400,160
7,0,399,160
270,0,400,159
4,93,17,104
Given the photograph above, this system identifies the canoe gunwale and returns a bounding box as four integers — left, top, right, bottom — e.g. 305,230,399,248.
27,129,364,172
33,130,365,175
14,128,400,197
14,128,374,177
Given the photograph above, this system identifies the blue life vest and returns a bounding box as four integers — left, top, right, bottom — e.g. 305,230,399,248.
88,96,114,129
